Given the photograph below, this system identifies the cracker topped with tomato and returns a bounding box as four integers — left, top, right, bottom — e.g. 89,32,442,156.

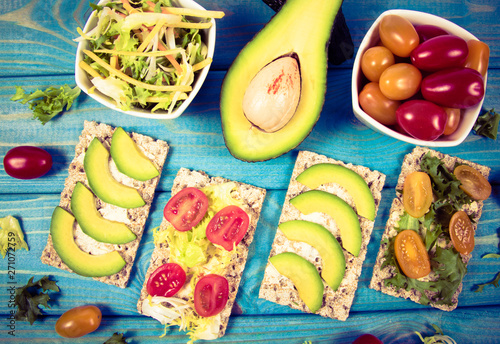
137,168,266,342
370,147,492,310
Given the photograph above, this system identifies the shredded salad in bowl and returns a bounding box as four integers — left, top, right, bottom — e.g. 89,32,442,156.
74,0,224,118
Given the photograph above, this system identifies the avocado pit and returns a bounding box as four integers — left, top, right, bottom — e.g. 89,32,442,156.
242,55,301,132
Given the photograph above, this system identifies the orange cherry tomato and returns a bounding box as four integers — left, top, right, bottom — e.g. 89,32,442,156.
442,107,461,135
379,15,419,57
464,40,490,77
454,165,492,200
394,229,431,279
403,171,433,218
359,82,400,125
379,63,422,100
361,46,395,82
449,211,475,255
55,305,101,338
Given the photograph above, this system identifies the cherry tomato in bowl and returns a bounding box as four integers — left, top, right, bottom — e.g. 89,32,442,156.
164,187,209,231
194,274,229,317
146,263,186,297
3,146,52,179
206,205,250,251
55,305,101,338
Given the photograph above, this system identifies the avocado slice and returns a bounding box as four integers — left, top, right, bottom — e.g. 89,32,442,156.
110,127,159,181
71,182,137,244
269,252,324,312
49,206,126,277
296,163,376,221
220,0,344,161
279,220,346,290
290,190,361,256
84,137,145,209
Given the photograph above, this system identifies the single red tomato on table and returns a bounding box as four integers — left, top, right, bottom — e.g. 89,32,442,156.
3,146,52,179
206,205,250,251
55,305,101,338
194,274,229,317
164,187,209,231
352,333,383,344
147,263,186,297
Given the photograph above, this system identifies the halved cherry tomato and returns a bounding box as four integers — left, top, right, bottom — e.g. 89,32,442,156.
4,146,52,179
55,305,101,338
164,187,209,231
449,211,474,255
394,229,431,279
146,263,186,297
403,172,433,218
206,205,250,251
194,274,229,317
454,165,491,200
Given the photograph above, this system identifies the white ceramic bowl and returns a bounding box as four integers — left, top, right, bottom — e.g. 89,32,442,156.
75,0,216,119
351,9,487,147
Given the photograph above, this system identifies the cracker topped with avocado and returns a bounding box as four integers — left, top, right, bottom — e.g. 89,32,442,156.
370,147,492,310
259,151,385,320
41,121,168,288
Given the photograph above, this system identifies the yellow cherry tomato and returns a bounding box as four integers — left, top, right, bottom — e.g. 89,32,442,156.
379,15,419,57
361,46,395,82
379,63,422,100
403,171,433,218
359,82,400,125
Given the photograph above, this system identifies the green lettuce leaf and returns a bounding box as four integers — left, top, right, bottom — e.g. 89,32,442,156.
0,216,29,258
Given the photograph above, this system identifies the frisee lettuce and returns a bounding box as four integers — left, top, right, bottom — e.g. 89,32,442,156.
10,85,80,125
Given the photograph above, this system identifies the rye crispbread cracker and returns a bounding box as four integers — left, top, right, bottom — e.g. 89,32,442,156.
137,168,266,339
41,121,168,288
369,147,491,311
259,150,385,321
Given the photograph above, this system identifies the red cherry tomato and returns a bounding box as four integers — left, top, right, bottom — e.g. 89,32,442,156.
359,82,400,126
194,274,229,317
396,100,447,141
146,263,186,297
3,146,52,179
206,205,250,251
443,107,461,136
449,211,475,255
352,333,384,344
379,14,419,57
464,39,490,77
421,67,484,109
55,305,101,338
379,63,422,100
164,187,209,231
361,46,395,82
410,35,468,71
415,24,448,42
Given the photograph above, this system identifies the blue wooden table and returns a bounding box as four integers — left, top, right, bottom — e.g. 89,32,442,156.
1,0,499,343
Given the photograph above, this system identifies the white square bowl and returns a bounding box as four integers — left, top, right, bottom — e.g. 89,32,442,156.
351,9,487,147
75,0,216,119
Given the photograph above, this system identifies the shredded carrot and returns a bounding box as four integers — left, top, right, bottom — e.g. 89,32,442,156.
79,60,101,79
83,49,192,92
192,57,212,72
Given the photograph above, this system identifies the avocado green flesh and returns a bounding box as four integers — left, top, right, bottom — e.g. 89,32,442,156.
50,206,126,277
296,163,376,221
110,127,159,181
220,0,343,161
71,182,137,245
279,220,346,291
84,138,145,209
290,190,362,257
269,252,324,312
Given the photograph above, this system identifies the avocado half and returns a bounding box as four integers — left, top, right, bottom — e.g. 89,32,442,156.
220,0,344,161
